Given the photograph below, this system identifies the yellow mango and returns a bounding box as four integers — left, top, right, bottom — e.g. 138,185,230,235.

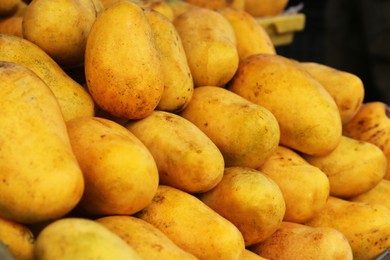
258,145,330,223
180,86,280,169
303,136,387,198
137,185,245,260
23,0,101,67
140,0,174,20
198,167,286,246
144,8,194,113
301,62,365,124
126,111,224,193
85,1,164,119
219,7,276,60
173,7,238,87
96,215,198,260
0,217,34,260
228,54,342,156
305,196,390,260
250,222,353,260
165,0,196,18
0,62,84,224
244,0,288,17
242,249,269,260
343,101,390,180
34,218,141,260
350,179,390,210
66,116,159,216
0,34,94,121
0,15,23,37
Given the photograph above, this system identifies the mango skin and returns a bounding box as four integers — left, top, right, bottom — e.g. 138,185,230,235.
242,249,268,260
137,185,245,260
33,218,141,260
350,179,390,210
198,167,286,246
301,62,365,124
0,217,34,260
126,111,224,193
180,86,280,169
22,0,100,67
303,136,387,198
0,62,84,224
67,116,159,216
0,34,94,121
0,16,23,37
305,196,390,260
96,215,198,260
140,0,175,21
219,7,276,61
85,1,164,119
343,101,390,180
228,54,342,156
250,222,353,260
173,7,239,87
259,145,330,223
144,8,194,113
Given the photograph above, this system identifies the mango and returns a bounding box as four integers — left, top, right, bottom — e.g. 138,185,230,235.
0,34,94,121
85,1,164,119
228,54,342,156
0,62,84,224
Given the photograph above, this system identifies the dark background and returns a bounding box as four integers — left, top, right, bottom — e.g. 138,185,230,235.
276,0,390,104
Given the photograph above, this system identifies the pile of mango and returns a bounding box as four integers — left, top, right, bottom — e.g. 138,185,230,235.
1,0,390,259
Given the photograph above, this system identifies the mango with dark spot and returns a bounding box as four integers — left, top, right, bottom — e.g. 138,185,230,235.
85,1,164,120
0,34,95,121
302,135,386,198
173,7,239,87
126,110,224,193
144,8,194,113
301,61,365,125
305,196,390,260
66,116,159,217
180,86,280,169
229,54,342,157
137,185,245,260
343,101,390,180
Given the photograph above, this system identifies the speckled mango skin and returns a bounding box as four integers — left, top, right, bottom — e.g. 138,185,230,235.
343,101,390,180
0,34,94,121
173,7,239,87
85,1,164,120
305,196,390,260
228,54,342,157
179,86,280,169
301,61,364,125
136,185,245,260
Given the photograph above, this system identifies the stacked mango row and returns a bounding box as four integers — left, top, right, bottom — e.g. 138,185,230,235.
1,0,390,260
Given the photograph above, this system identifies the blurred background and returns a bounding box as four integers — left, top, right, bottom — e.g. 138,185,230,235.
277,0,390,104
